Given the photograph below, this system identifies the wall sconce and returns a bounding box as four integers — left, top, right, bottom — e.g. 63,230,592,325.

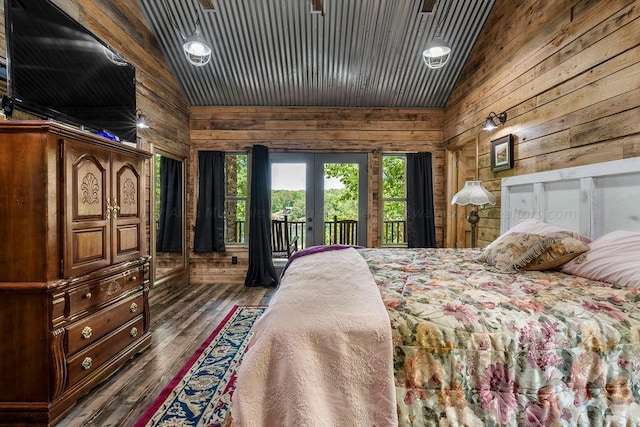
483,111,507,131
136,110,150,129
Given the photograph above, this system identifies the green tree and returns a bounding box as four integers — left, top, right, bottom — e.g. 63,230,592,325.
236,155,247,198
323,163,361,221
324,157,406,221
323,189,358,219
382,156,405,199
324,163,359,203
382,155,406,221
271,190,306,221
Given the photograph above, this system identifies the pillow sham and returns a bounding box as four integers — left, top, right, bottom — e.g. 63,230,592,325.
479,219,590,265
480,232,589,273
561,230,640,288
505,219,591,243
525,235,590,270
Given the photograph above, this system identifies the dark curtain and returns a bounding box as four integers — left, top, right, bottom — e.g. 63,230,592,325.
244,145,277,287
406,152,437,248
156,156,183,252
193,151,226,252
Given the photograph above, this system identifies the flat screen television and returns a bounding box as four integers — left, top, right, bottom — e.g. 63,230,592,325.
5,0,137,142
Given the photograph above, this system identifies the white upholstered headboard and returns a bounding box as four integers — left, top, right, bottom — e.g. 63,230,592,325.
501,157,640,239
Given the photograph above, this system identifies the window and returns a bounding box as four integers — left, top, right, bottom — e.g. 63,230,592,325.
382,154,407,246
225,153,248,244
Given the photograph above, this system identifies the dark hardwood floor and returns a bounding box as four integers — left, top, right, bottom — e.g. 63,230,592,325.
57,282,275,427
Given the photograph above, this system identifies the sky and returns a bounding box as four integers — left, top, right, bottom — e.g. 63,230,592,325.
271,163,344,190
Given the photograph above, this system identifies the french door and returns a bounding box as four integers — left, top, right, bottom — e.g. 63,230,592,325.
270,153,367,247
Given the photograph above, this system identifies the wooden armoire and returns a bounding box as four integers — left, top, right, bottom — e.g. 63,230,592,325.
0,121,152,425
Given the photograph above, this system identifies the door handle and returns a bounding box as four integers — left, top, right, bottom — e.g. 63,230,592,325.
307,226,313,231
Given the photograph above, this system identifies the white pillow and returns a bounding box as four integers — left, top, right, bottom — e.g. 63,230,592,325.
561,230,640,288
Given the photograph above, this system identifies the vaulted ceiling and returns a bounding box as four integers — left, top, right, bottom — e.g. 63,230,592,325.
138,0,495,108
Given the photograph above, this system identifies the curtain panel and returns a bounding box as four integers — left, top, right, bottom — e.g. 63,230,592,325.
406,152,437,248
244,145,278,287
156,156,183,252
193,151,226,252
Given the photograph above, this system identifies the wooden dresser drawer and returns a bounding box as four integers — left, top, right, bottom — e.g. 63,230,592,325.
66,315,145,388
68,267,143,317
66,292,144,355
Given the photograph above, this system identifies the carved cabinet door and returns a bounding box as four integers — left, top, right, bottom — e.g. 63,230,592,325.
111,152,144,264
63,140,111,277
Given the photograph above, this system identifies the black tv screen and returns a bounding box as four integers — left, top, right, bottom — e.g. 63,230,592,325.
5,0,137,142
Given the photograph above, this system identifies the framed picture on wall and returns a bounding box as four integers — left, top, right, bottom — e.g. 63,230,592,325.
490,134,514,172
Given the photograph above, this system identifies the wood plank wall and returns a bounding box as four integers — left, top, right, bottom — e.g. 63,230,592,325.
444,0,640,247
0,0,192,287
189,107,444,285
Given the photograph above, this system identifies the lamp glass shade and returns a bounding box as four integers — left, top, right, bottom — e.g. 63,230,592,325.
183,25,212,66
482,116,497,130
451,181,496,206
422,38,451,69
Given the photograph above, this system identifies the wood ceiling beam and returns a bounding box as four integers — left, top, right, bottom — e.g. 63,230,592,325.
198,0,215,11
311,0,324,14
421,0,437,13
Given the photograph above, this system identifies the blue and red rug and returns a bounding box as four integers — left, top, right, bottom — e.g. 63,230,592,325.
134,305,266,427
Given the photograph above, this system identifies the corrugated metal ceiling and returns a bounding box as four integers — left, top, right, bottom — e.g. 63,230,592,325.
138,0,494,108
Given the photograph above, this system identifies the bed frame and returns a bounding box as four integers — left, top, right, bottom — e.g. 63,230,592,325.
501,157,640,239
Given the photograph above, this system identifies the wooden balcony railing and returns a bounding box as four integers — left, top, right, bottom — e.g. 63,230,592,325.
227,219,407,245
383,220,406,245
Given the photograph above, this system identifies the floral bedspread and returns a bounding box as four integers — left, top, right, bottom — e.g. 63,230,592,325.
358,248,640,427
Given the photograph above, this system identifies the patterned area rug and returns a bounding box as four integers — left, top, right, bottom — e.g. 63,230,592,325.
134,305,267,427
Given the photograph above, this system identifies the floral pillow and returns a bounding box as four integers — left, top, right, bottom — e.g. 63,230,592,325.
479,219,591,267
561,230,640,288
502,219,591,243
525,235,591,270
480,232,589,273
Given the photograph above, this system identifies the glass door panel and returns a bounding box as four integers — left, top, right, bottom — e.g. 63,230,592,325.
313,154,367,247
323,162,360,245
271,156,313,249
270,153,367,250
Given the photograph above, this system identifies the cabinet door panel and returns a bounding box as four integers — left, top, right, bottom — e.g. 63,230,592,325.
64,141,111,277
72,226,108,267
111,153,144,264
115,163,140,217
116,225,140,254
75,162,105,218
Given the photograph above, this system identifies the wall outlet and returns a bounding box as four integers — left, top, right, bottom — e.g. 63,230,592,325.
231,256,238,265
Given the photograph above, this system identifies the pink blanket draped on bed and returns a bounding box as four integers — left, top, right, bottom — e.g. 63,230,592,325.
232,247,397,427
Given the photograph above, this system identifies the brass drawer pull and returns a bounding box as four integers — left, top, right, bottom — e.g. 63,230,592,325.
130,302,138,313
81,326,93,339
84,292,92,299
106,198,112,220
81,357,93,370
106,199,120,219
112,199,120,219
130,327,138,338
130,275,137,282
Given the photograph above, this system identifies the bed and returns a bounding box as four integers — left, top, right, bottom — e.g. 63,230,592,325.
232,158,640,426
